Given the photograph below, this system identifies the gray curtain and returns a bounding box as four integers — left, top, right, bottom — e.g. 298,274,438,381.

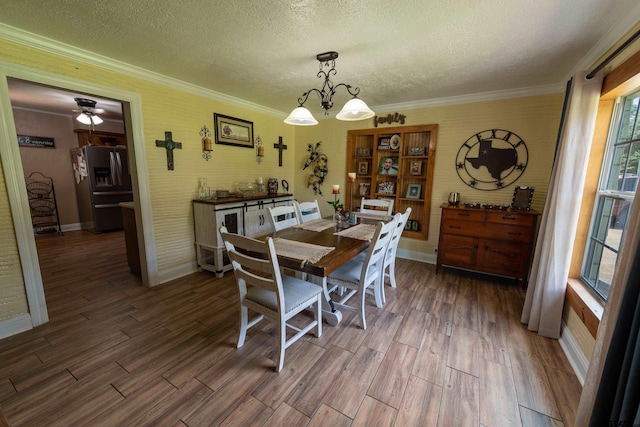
589,231,640,425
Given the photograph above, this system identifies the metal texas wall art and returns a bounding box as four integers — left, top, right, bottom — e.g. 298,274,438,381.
455,128,528,190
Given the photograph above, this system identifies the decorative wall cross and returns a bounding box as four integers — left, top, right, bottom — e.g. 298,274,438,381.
155,131,182,170
273,136,287,167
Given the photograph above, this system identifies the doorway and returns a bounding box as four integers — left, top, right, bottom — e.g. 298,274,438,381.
0,62,157,335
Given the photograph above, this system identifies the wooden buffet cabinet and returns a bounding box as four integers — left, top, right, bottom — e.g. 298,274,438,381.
436,204,540,285
193,194,293,277
346,124,437,240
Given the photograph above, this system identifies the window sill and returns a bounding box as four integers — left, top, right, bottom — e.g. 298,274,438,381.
565,278,604,339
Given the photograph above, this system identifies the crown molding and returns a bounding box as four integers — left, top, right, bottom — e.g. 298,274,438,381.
0,23,284,118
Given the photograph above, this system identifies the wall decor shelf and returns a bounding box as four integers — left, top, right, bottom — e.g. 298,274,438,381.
346,124,438,240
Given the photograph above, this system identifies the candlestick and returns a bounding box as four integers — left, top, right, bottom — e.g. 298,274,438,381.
332,184,340,194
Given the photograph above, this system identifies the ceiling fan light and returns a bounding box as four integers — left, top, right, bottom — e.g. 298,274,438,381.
284,106,318,126
91,115,104,125
336,98,375,121
76,112,92,125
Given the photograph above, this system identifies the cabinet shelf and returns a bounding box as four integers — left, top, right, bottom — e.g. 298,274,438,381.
347,124,438,240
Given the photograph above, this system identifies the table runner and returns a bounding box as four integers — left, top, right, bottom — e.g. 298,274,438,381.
294,218,336,232
273,238,335,266
356,212,393,222
334,223,377,241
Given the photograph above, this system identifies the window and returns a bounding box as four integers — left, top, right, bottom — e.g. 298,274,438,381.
582,89,640,300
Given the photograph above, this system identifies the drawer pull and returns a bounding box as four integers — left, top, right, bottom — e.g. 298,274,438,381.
508,232,522,236
457,212,470,217
493,250,516,258
502,216,517,220
449,225,461,229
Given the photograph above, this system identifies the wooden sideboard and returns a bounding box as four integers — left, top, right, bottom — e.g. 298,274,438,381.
193,194,293,277
436,203,540,285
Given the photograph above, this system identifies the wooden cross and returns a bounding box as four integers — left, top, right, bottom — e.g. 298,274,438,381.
155,131,182,170
273,136,287,167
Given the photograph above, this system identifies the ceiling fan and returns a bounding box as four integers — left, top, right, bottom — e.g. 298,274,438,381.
73,98,105,130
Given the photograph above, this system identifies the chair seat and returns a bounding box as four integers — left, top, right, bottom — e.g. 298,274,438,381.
247,276,322,313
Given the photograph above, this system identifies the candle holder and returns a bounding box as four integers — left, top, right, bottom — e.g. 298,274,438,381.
200,125,212,161
347,172,356,210
255,136,264,164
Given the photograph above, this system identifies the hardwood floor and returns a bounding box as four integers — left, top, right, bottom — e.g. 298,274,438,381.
0,230,581,426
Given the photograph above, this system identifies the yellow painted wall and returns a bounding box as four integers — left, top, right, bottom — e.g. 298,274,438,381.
0,36,564,324
294,94,564,257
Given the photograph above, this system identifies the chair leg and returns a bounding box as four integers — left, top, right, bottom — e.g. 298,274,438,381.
380,274,386,305
389,260,397,288
315,295,323,337
359,284,367,329
277,319,286,372
238,305,249,348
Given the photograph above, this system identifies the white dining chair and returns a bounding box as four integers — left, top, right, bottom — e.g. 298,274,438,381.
220,226,322,372
267,205,300,231
360,197,394,216
326,217,397,329
293,200,322,223
381,207,411,303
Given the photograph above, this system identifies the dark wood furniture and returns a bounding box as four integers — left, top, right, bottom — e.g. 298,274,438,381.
75,129,127,147
264,222,373,326
120,202,140,276
436,203,539,286
346,124,438,240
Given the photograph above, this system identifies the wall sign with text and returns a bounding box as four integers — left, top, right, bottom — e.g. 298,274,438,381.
17,135,55,148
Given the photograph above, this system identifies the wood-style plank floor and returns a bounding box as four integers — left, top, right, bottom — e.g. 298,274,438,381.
0,230,581,426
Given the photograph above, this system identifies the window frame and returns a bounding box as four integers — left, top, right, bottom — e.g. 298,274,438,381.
581,90,639,301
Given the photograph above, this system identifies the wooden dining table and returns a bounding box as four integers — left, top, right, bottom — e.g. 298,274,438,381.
262,219,380,325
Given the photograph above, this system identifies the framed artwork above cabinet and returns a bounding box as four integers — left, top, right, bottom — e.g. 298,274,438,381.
346,124,438,240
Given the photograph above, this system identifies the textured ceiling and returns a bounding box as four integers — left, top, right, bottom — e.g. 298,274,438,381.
2,0,640,119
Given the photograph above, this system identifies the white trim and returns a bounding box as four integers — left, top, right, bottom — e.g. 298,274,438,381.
60,223,82,232
0,314,33,340
559,320,589,386
158,262,199,285
0,60,159,331
396,248,436,265
0,23,284,119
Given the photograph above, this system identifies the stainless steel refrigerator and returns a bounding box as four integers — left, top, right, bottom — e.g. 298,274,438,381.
71,145,133,233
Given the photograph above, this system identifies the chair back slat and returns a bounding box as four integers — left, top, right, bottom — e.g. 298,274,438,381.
268,205,300,231
360,197,394,215
293,200,322,223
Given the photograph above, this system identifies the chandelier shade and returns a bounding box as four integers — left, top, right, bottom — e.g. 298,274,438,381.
285,51,374,126
336,98,375,121
284,106,319,126
76,112,103,125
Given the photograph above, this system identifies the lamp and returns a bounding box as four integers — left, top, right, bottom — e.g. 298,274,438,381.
200,125,212,161
74,98,104,131
284,51,374,126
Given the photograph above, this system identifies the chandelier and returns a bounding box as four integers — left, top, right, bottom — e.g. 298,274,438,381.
284,51,375,126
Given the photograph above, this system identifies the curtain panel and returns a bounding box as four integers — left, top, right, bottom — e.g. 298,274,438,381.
521,71,603,339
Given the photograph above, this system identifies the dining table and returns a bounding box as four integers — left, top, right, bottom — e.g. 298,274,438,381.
260,217,385,326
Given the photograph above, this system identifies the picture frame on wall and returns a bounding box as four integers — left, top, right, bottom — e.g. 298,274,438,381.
17,135,55,148
358,182,371,196
358,161,369,175
410,160,422,176
378,156,398,175
512,186,534,210
214,113,254,148
406,184,421,199
377,181,395,195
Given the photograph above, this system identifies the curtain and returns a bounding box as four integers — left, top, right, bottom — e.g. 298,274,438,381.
521,71,603,338
573,192,640,425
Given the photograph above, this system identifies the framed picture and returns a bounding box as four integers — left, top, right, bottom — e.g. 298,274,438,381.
358,161,369,175
411,220,420,231
17,135,55,148
378,136,391,150
406,184,421,199
409,146,425,156
378,156,398,175
359,182,371,196
377,181,395,195
410,160,422,176
214,113,254,148
357,147,371,157
512,186,534,210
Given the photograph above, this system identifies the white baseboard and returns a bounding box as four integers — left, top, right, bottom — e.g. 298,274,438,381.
157,262,199,286
559,320,589,386
397,248,436,265
61,223,82,232
0,314,33,339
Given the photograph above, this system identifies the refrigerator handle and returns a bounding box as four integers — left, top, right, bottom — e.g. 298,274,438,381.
115,151,123,186
109,151,116,186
